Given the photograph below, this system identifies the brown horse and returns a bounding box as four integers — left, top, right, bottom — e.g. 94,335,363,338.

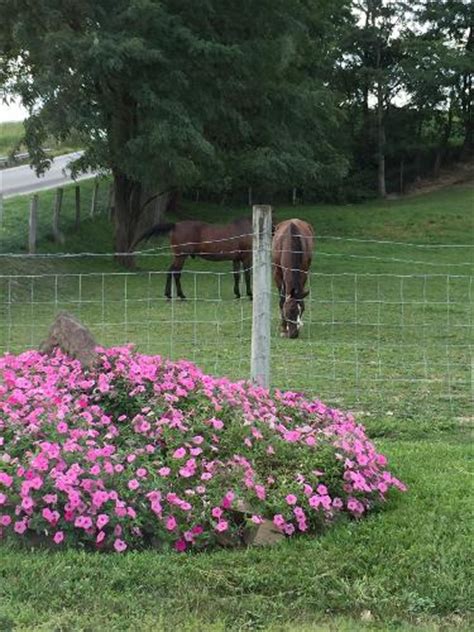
272,219,314,338
133,217,253,299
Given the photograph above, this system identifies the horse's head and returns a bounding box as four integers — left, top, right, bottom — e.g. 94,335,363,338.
282,289,309,339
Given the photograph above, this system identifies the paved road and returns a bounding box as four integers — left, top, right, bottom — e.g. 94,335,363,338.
0,152,96,198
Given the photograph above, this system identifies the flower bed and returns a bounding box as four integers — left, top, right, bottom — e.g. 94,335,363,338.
0,346,406,552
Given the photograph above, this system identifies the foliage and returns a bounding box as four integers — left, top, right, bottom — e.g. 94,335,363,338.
0,346,405,552
0,0,350,253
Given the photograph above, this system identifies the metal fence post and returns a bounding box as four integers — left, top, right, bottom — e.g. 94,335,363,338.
251,204,272,388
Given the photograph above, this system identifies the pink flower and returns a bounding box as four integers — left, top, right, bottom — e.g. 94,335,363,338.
284,523,295,535
14,520,27,534
173,447,186,459
158,467,171,477
0,493,6,505
43,493,57,504
215,520,228,532
53,531,64,544
175,539,187,552
293,506,305,519
283,430,300,442
273,514,285,528
316,484,328,496
96,530,106,544
285,494,297,506
332,497,343,509
166,516,177,531
221,490,235,508
0,515,12,526
0,473,13,487
97,514,109,529
211,507,223,519
21,496,34,511
114,538,127,552
136,468,147,478
128,479,140,491
251,515,263,524
254,485,266,501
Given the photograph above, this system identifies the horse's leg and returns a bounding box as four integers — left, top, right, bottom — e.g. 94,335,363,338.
279,285,288,335
243,256,253,300
173,255,187,300
274,268,287,335
232,260,241,299
166,255,187,300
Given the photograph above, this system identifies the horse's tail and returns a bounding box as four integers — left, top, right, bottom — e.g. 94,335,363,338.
131,222,176,250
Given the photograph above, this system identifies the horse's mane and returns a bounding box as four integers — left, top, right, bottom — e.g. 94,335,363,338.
290,223,303,297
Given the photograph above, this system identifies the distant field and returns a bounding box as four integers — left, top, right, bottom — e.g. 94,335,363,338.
0,120,82,163
0,183,473,630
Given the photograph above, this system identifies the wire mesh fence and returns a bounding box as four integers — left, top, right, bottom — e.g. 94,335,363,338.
0,257,472,422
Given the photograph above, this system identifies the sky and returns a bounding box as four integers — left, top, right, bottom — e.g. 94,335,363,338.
0,97,28,123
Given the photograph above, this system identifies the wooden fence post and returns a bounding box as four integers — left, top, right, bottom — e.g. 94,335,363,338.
250,204,272,389
52,187,64,242
28,194,38,254
90,180,99,217
75,185,81,229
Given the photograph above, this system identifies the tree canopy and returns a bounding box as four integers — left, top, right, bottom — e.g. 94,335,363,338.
1,0,471,258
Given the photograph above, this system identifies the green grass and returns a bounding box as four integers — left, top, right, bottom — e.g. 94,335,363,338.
0,182,473,630
0,120,83,163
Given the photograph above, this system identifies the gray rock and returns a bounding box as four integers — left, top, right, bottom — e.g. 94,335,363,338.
40,312,97,367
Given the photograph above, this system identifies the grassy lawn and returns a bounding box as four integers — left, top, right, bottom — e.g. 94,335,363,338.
0,182,473,630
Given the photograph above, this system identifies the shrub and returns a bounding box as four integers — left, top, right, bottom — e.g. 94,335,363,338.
0,346,406,552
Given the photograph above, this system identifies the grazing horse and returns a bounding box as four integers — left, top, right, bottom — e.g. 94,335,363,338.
133,217,253,300
272,219,314,339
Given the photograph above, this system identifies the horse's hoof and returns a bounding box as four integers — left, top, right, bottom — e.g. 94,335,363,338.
248,295,253,301
234,294,241,300
179,295,187,301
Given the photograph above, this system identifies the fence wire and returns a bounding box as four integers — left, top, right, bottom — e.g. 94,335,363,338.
0,259,472,421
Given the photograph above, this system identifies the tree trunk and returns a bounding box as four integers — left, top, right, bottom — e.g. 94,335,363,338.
461,26,473,159
376,80,386,198
433,97,454,178
113,170,142,269
414,115,423,181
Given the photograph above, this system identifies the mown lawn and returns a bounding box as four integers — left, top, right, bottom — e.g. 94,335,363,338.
0,182,473,630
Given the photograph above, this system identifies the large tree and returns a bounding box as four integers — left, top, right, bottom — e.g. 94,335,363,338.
1,0,347,264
